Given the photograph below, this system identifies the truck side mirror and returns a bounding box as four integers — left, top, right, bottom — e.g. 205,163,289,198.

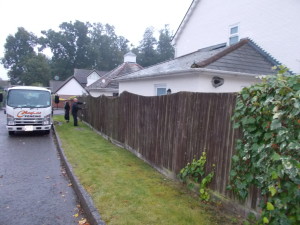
0,93,3,102
54,95,60,104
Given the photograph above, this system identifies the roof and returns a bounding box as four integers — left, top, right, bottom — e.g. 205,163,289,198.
54,76,87,94
192,38,281,74
124,51,136,57
86,62,143,90
73,69,108,87
117,38,281,82
49,80,64,93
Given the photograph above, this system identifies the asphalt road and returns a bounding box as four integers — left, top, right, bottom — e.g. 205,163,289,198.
0,109,83,225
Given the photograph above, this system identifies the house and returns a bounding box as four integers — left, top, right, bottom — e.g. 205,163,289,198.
86,52,143,97
73,69,107,87
50,69,107,97
117,38,280,96
49,69,107,107
172,0,300,74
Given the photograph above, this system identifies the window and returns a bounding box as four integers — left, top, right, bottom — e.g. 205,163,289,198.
229,24,239,45
155,84,167,96
230,26,238,35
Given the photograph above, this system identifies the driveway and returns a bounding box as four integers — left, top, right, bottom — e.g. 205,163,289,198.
0,109,84,224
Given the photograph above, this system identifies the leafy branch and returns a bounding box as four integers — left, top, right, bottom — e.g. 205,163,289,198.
178,151,215,201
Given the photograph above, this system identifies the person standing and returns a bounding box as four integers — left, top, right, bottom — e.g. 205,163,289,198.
64,101,70,123
71,98,82,126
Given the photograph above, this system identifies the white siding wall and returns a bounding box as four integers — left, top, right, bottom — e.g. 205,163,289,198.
119,74,258,96
89,90,114,97
87,72,101,86
56,78,88,96
174,0,300,73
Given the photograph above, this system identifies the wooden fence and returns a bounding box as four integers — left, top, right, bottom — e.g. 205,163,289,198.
80,91,259,212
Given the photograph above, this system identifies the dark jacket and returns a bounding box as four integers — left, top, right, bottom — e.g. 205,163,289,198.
64,102,70,111
71,102,82,115
64,102,70,120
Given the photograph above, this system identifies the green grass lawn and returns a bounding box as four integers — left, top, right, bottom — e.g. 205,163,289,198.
54,116,241,225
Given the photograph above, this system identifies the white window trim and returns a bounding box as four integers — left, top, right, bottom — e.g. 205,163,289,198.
154,84,167,96
228,23,240,45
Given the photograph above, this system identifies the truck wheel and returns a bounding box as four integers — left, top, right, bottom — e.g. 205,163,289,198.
8,131,14,136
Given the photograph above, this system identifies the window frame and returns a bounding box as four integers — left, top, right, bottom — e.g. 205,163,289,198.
154,84,167,96
229,24,240,45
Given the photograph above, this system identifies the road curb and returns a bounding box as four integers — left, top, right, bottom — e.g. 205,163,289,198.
52,125,106,225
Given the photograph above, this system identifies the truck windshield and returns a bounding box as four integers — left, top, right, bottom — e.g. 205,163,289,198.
7,89,51,108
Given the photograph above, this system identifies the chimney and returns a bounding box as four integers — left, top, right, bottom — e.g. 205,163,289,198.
124,51,136,63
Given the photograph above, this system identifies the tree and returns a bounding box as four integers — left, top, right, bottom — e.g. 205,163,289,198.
40,21,90,80
89,23,129,71
23,53,51,86
136,27,159,67
2,27,37,84
40,21,130,80
157,25,174,62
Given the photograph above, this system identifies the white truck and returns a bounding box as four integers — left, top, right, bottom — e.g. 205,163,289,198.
2,86,53,135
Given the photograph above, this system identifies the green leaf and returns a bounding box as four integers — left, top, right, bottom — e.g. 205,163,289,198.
232,155,239,162
271,171,279,179
271,152,281,161
267,202,275,211
247,117,256,124
263,217,269,224
230,170,237,177
280,142,287,149
242,93,250,100
269,186,277,196
287,141,300,150
245,174,253,183
270,119,282,130
233,123,240,129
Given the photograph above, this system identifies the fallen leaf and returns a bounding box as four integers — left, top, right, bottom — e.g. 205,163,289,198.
78,218,87,225
68,183,72,187
74,213,79,218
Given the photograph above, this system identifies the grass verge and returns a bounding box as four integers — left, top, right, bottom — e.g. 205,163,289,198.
54,116,241,225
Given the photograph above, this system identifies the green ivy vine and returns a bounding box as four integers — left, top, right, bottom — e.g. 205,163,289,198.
178,151,215,201
228,66,300,224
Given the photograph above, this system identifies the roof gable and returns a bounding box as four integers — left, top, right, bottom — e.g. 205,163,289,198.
55,76,88,95
192,39,280,75
49,80,64,93
74,69,108,86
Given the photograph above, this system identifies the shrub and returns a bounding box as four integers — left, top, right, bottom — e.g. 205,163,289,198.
229,66,300,224
179,152,215,201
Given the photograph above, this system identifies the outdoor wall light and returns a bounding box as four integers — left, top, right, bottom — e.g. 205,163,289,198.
167,88,172,95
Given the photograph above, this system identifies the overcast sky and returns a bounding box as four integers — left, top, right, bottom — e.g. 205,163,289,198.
0,0,193,80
